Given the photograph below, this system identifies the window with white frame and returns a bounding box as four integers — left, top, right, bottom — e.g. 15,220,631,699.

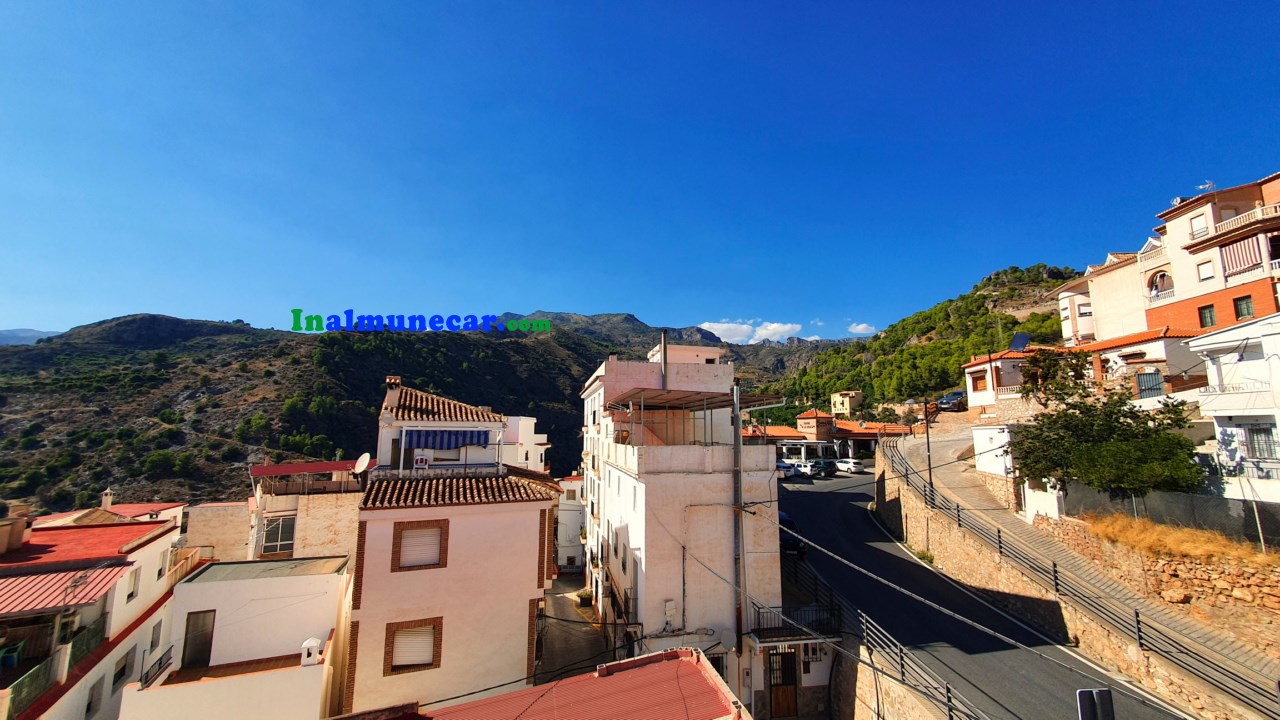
262,516,295,555
1191,214,1208,239
126,567,140,602
1197,261,1214,281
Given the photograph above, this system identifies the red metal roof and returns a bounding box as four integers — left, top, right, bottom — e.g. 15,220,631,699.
0,566,129,615
422,648,742,720
4,521,173,569
107,502,185,517
250,459,373,477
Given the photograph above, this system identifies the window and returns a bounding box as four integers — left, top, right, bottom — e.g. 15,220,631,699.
612,529,619,558
1077,303,1093,318
85,677,104,717
1234,296,1255,320
126,567,141,602
1198,261,1214,281
622,547,628,573
1148,271,1173,296
565,489,577,501
113,646,136,691
393,520,448,572
1191,214,1208,239
262,516,296,555
1198,305,1217,328
384,618,443,675
524,450,529,462
707,653,727,679
970,371,988,392
150,621,162,652
1246,426,1277,459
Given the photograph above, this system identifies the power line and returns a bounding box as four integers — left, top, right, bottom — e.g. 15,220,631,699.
418,641,629,710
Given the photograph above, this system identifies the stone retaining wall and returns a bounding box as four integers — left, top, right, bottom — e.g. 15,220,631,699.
975,470,1021,512
874,446,1260,719
829,634,940,720
1034,514,1280,662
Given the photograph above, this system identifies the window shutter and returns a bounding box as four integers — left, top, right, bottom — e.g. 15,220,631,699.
400,528,441,567
392,626,435,666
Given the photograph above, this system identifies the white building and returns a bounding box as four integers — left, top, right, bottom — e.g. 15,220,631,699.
376,376,508,473
343,463,557,714
119,556,351,720
580,340,838,718
0,508,198,720
1187,313,1280,502
555,475,585,571
499,416,551,473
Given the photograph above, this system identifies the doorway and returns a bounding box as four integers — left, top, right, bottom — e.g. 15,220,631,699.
767,647,799,718
181,610,215,668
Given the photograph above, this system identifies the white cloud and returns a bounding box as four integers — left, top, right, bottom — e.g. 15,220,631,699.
804,335,821,341
699,322,756,344
699,320,803,344
810,318,824,327
847,322,877,334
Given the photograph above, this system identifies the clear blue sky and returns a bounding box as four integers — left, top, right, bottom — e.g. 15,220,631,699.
3,2,1278,342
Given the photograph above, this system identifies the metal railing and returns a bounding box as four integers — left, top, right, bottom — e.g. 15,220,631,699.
882,438,1280,716
140,645,174,688
1199,381,1272,395
753,605,843,640
67,615,107,670
779,555,988,720
6,655,55,718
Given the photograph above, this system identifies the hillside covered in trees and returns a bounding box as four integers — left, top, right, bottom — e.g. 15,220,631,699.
773,264,1080,408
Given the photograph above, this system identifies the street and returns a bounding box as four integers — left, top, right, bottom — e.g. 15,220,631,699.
779,470,1183,720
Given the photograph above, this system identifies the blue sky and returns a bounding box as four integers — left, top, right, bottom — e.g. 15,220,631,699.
3,2,1279,342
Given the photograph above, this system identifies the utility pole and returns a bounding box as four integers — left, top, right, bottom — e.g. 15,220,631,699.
924,398,934,499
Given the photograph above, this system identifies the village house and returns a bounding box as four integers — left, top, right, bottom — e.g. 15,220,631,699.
580,338,840,719
0,504,200,720
119,556,351,720
554,475,585,571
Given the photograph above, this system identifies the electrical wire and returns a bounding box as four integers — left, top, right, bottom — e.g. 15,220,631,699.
418,641,630,710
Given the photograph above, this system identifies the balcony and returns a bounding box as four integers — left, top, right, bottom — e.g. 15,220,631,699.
1214,202,1280,236
753,605,843,642
1138,246,1168,267
996,385,1023,396
1200,381,1272,395
1146,289,1176,305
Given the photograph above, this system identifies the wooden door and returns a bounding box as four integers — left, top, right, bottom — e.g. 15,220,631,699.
767,648,799,718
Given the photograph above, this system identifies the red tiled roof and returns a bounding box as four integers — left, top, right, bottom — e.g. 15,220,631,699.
961,348,1068,369
193,501,249,508
3,521,174,569
559,475,584,482
362,475,558,510
1075,326,1205,354
385,386,505,423
108,502,185,517
0,565,130,614
834,420,912,437
742,425,806,440
422,648,741,720
250,459,372,477
796,409,833,419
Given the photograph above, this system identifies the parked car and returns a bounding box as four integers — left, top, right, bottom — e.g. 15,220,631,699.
776,460,796,478
836,458,866,474
937,390,967,412
792,461,819,478
809,459,837,477
779,512,807,559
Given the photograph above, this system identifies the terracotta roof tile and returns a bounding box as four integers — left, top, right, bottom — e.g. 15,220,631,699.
1075,326,1205,354
362,473,557,510
32,508,134,527
384,386,505,423
796,409,833,419
742,425,806,440
834,420,912,437
961,347,1069,369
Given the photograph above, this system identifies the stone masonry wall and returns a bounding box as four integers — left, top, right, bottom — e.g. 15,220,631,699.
975,470,1021,512
1034,515,1280,662
874,446,1259,719
829,633,939,720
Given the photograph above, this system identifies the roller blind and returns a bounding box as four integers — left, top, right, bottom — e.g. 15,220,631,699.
392,626,434,666
1223,238,1262,276
400,527,441,567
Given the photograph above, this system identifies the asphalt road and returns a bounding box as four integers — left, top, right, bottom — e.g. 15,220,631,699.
779,471,1184,720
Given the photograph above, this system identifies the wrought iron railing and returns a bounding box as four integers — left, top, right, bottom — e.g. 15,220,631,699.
6,655,55,718
753,605,843,640
140,645,174,688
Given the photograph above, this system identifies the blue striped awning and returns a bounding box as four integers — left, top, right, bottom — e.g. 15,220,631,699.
403,429,490,450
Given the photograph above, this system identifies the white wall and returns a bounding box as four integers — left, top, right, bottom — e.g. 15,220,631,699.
972,426,1012,478
120,661,329,720
106,526,180,637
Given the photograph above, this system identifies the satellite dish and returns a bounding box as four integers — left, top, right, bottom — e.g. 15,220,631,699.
1009,332,1032,352
353,453,372,475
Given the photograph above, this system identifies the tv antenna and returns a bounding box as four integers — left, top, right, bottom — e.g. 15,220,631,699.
1196,180,1215,192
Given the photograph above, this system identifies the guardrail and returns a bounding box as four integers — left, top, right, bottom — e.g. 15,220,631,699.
67,615,107,670
779,555,990,720
140,645,174,688
881,437,1280,717
6,655,55,718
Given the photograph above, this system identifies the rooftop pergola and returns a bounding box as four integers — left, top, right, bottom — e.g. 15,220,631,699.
605,388,784,447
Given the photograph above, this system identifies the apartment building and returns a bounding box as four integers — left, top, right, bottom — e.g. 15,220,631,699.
499,416,551,473
0,509,199,720
120,557,351,720
580,339,839,719
555,475,585,571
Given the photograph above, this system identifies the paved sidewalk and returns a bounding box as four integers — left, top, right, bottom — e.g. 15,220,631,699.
536,574,611,685
896,429,1280,679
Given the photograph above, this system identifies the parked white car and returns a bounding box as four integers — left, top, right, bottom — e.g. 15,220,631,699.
792,461,820,478
836,458,866,474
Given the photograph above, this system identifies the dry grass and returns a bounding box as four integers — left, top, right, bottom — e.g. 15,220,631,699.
1085,513,1277,566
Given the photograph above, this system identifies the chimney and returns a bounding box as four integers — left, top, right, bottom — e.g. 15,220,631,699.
300,637,323,666
384,375,402,409
101,487,114,510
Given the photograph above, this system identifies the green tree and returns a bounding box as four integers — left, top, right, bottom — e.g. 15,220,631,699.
143,450,177,478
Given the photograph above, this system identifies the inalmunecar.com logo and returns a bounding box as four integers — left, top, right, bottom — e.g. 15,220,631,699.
290,309,551,333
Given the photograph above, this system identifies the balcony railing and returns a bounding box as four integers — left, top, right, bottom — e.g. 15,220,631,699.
1271,259,1280,273
67,615,107,670
1138,246,1168,265
1200,381,1272,395
754,605,843,641
1214,202,1280,236
6,655,56,717
140,645,174,689
996,385,1023,396
164,548,202,593
1146,289,1176,305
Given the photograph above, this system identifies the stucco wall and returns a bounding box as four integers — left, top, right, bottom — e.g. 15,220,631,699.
120,662,329,720
185,503,252,561
295,493,361,559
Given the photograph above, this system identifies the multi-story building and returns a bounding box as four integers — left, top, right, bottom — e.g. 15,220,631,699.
0,506,199,720
829,390,864,417
119,556,351,720
499,416,551,473
580,339,839,719
554,475,585,571
1186,314,1280,502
